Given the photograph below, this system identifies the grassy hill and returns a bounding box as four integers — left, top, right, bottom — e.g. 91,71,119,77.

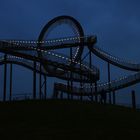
0,99,140,140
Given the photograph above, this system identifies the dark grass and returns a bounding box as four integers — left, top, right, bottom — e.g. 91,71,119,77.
0,99,140,140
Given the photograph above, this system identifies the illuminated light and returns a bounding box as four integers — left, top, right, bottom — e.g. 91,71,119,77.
42,49,47,53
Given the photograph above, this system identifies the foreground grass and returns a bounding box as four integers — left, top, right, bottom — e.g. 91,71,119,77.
0,99,140,140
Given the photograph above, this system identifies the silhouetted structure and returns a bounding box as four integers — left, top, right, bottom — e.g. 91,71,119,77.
100,89,107,104
131,90,136,110
0,15,139,107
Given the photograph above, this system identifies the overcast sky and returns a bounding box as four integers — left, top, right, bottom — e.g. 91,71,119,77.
0,0,140,104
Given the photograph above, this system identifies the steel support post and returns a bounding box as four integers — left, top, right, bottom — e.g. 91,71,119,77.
95,82,98,102
80,56,83,101
3,54,7,102
39,63,42,99
9,64,13,101
60,91,63,100
89,50,93,101
44,75,47,99
131,90,136,110
113,90,116,105
67,80,70,100
33,61,36,100
108,62,111,104
70,47,73,100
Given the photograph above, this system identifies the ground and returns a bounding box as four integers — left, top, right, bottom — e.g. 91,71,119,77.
0,99,140,140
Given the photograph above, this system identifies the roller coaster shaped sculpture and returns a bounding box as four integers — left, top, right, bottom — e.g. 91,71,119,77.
0,15,140,102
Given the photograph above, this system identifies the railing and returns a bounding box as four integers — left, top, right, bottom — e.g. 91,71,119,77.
1,35,95,46
12,93,32,101
0,55,98,82
92,46,140,71
0,39,99,76
54,72,140,95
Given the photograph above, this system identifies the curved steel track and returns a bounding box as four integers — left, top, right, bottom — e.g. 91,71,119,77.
89,45,140,71
54,72,140,96
0,15,140,99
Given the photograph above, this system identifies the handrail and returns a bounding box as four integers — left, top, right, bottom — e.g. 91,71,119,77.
54,72,140,96
90,45,140,71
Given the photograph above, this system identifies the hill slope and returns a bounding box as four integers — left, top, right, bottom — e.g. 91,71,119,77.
0,99,140,140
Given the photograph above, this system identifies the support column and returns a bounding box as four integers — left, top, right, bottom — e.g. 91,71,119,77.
44,75,47,99
70,47,73,100
95,82,98,102
9,64,13,101
79,51,84,101
3,54,7,102
131,90,136,110
60,91,63,100
89,50,93,101
33,61,36,100
108,62,111,104
113,90,116,105
39,63,42,99
80,59,83,101
80,85,83,101
67,80,70,100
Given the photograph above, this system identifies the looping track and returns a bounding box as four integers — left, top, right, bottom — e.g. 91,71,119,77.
0,15,140,99
37,15,84,62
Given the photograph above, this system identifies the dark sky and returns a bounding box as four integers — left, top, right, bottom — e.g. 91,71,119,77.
0,0,140,105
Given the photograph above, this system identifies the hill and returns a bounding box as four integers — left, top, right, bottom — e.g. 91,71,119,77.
0,99,140,140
